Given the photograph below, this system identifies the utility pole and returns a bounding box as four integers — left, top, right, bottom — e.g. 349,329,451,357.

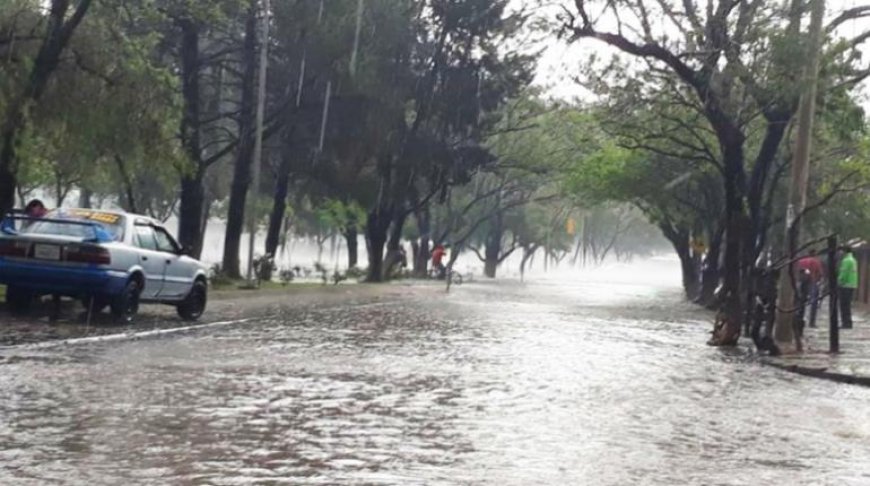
773,0,826,351
246,0,270,285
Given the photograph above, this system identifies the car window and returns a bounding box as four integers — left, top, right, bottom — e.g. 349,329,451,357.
153,227,180,254
134,225,158,251
24,210,126,241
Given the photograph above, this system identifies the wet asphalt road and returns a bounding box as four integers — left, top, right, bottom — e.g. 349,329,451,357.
1,263,869,485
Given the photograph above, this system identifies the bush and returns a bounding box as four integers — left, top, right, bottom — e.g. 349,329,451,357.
313,262,329,285
345,267,366,280
209,263,233,287
253,253,275,283
278,268,295,286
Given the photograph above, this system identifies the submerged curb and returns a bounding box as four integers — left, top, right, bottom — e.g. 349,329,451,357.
762,358,870,388
0,316,262,352
0,300,397,353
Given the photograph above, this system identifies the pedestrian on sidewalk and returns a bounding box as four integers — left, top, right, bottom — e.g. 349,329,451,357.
838,246,859,329
797,249,824,327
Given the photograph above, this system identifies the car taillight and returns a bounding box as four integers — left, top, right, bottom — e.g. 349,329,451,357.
65,245,111,265
0,239,27,257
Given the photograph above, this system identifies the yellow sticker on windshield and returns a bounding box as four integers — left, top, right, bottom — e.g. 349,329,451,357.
67,209,121,225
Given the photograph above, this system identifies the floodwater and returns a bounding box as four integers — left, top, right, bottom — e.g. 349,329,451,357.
1,261,869,485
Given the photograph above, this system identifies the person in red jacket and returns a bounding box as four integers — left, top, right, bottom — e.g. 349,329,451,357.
431,244,446,279
797,249,824,328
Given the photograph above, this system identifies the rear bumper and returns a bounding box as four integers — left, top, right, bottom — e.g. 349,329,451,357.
0,258,128,297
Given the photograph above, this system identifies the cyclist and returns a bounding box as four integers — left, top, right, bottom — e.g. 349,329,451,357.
431,244,446,279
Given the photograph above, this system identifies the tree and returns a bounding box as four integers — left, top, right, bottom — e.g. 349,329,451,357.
362,0,535,281
1,0,184,218
0,0,94,215
563,0,870,345
220,0,260,278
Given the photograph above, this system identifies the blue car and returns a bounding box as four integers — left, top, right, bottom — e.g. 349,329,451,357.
1,209,209,322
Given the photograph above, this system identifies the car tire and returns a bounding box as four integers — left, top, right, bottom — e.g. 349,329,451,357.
111,280,141,324
5,286,33,314
177,280,207,322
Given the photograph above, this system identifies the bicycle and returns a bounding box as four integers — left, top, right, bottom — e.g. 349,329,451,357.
429,266,463,286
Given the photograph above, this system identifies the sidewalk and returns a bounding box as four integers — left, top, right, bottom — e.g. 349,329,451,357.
763,306,870,386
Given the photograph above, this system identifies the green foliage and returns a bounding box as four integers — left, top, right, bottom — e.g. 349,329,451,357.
562,0,870,263
1,1,184,208
318,199,366,233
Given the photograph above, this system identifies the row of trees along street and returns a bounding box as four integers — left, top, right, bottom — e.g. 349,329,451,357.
1,0,869,351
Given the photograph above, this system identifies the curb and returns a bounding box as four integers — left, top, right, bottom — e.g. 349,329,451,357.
762,359,870,388
0,300,396,352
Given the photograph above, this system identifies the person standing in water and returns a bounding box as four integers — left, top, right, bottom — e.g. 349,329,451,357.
838,246,859,329
797,249,824,328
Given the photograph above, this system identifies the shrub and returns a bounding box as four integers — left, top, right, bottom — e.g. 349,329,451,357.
209,263,233,287
313,262,329,285
279,268,295,286
253,253,275,283
345,267,366,280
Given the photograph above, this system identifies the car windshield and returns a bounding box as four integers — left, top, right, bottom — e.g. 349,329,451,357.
22,209,126,241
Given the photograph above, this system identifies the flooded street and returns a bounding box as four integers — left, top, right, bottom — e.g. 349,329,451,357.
1,262,869,485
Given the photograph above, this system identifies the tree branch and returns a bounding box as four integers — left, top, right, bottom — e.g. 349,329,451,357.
469,245,486,262
825,6,870,34
797,170,869,224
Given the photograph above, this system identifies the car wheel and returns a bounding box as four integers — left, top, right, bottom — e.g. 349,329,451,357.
111,280,141,324
5,286,33,314
177,281,207,322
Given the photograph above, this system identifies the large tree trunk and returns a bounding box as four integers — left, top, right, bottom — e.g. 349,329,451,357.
178,172,205,257
383,211,408,279
78,188,93,208
658,222,697,300
413,208,431,277
483,213,504,278
221,2,258,279
177,18,206,258
344,226,359,268
264,121,298,279
745,121,788,270
265,155,291,262
0,129,19,215
365,209,391,282
710,142,748,347
114,155,138,214
200,196,213,246
677,242,699,301
698,224,725,306
484,253,499,278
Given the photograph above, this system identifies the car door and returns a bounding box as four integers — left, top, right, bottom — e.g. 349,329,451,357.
132,224,166,299
153,226,192,300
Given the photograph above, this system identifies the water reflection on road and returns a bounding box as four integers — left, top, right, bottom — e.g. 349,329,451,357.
1,262,869,485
